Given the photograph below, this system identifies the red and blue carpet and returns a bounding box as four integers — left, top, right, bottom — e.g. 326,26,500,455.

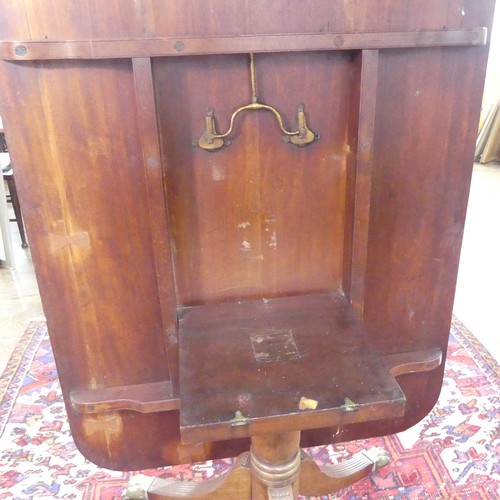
0,318,498,499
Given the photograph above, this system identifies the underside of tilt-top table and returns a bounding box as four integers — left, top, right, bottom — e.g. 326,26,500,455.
0,1,495,498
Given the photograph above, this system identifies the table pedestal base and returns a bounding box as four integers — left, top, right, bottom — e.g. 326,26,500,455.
124,432,390,500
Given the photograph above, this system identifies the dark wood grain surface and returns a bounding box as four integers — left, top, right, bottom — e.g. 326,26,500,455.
156,51,350,305
0,58,186,470
0,1,494,40
179,292,406,443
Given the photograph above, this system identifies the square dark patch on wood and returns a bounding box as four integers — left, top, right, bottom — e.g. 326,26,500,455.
250,328,301,364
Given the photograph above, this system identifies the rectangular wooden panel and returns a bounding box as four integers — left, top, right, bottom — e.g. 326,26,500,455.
0,59,182,470
1,59,168,386
344,45,493,442
366,46,489,353
179,292,406,443
155,52,353,305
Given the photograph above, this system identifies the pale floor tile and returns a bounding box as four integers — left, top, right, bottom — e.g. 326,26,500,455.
0,226,44,374
454,162,500,362
0,164,499,377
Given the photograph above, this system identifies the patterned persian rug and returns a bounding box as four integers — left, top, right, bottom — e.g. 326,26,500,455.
0,318,498,499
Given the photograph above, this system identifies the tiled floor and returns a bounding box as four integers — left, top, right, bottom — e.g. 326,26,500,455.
0,163,499,375
0,224,44,371
1,140,44,371
454,162,500,361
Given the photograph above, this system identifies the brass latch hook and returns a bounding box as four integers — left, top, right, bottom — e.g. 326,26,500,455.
196,53,319,151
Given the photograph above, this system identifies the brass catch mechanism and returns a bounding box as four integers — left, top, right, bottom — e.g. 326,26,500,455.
340,397,359,412
197,53,319,151
229,410,250,427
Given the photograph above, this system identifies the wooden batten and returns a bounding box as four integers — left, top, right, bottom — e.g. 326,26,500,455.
0,29,488,60
132,57,179,392
348,49,379,317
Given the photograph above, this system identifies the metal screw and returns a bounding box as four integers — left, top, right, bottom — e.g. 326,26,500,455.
334,35,344,47
173,40,185,52
15,45,27,56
